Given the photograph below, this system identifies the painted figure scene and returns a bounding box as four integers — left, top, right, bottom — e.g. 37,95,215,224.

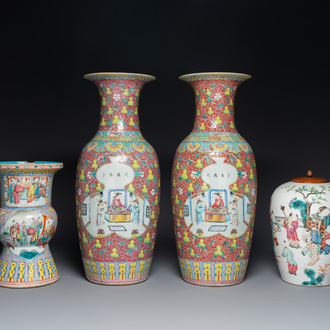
271,183,330,286
0,209,55,260
82,189,151,240
3,175,49,207
184,188,251,239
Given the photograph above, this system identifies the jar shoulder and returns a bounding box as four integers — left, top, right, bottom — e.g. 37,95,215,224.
271,182,330,200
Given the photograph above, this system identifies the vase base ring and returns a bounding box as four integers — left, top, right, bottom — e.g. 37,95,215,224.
280,277,330,287
182,276,244,287
86,275,148,286
0,275,59,288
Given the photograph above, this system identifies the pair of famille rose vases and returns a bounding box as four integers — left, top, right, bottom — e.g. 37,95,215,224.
75,72,257,286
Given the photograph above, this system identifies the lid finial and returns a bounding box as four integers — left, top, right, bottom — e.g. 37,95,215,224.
292,170,327,183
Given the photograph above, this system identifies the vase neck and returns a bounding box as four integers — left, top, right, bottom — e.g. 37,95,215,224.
187,78,245,134
91,78,149,136
0,170,57,209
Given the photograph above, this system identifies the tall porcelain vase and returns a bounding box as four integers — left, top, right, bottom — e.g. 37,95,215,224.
0,161,63,288
76,73,160,285
172,73,257,286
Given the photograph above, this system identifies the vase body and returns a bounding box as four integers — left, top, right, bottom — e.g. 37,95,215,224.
172,73,257,286
76,73,160,285
270,173,330,286
0,161,63,288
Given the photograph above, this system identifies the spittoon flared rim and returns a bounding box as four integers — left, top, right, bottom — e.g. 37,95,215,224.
0,161,63,170
84,72,156,82
179,72,251,82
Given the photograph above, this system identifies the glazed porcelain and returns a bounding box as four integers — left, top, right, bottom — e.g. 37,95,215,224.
76,73,160,285
0,161,63,288
271,170,330,286
172,72,257,286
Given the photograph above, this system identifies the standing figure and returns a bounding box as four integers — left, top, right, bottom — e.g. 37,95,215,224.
320,230,330,255
229,197,239,226
282,246,298,275
39,182,45,198
270,210,280,246
19,221,28,245
308,219,323,245
10,224,20,242
195,199,206,225
27,179,37,203
8,182,14,203
27,218,39,244
13,179,24,204
34,179,40,199
96,199,107,226
301,229,320,266
129,199,140,224
281,206,300,248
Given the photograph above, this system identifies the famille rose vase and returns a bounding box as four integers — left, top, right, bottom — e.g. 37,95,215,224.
0,161,63,288
76,73,160,285
172,73,257,286
271,170,330,286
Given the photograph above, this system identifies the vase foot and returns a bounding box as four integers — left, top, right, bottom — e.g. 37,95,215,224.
182,275,244,287
86,275,148,286
0,245,59,288
82,256,152,285
280,277,330,287
0,275,59,288
178,257,248,286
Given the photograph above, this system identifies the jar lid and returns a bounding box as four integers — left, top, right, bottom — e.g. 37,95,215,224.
292,170,328,183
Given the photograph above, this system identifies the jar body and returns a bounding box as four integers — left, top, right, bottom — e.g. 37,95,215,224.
172,73,257,286
76,73,160,285
0,162,62,288
271,181,330,286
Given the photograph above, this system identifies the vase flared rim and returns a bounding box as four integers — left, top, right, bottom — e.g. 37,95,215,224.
179,72,251,82
0,161,63,170
84,72,156,82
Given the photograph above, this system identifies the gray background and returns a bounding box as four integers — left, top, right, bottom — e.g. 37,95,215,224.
1,1,330,329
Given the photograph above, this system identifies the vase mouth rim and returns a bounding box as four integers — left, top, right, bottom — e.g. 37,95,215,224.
84,72,156,82
0,161,63,170
179,72,251,81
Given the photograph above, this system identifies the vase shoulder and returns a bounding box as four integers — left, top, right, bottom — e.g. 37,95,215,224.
176,131,253,156
79,134,157,160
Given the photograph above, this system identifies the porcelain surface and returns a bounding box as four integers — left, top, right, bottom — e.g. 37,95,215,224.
271,180,330,286
172,73,257,286
0,161,62,288
76,73,160,285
